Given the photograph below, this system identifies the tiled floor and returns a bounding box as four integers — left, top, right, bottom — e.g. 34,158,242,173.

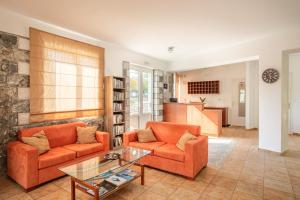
1,127,300,200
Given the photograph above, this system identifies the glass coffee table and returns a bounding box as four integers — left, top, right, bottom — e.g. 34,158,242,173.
59,147,151,200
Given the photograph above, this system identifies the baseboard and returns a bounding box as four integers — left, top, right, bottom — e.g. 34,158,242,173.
245,128,258,131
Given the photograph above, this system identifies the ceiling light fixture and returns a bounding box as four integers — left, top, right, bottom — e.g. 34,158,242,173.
168,46,175,53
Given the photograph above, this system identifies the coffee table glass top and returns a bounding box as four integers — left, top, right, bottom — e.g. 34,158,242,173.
59,146,150,181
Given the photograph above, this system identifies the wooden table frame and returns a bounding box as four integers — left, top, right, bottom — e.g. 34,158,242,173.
70,163,145,200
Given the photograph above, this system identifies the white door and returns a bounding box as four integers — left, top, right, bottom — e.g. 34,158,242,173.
289,53,300,134
129,65,153,129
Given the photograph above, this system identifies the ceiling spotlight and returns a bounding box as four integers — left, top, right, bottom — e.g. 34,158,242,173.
168,46,175,53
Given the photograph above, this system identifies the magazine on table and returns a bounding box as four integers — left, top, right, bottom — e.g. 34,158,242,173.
78,168,138,196
78,180,116,196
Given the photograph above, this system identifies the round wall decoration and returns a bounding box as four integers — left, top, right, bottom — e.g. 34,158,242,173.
262,68,280,83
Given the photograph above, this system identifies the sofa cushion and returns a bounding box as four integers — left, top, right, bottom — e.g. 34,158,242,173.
76,126,97,144
63,143,103,157
129,141,165,154
38,147,76,169
137,127,157,143
176,132,197,151
22,130,50,155
154,144,185,162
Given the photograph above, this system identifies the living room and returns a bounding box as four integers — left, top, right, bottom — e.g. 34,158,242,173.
0,1,300,200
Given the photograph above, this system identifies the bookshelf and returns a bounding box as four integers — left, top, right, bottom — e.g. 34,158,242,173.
105,76,126,149
188,80,220,94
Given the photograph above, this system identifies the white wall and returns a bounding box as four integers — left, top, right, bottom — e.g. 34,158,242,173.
245,60,259,129
289,53,300,134
170,28,300,152
0,7,168,76
178,62,246,126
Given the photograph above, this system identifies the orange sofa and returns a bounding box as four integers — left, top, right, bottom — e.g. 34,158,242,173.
7,122,109,189
123,121,208,179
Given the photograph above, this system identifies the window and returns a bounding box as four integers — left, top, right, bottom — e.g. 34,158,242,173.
29,28,104,122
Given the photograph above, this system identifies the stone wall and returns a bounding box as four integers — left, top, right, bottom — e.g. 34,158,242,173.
122,61,130,131
0,31,104,171
153,69,164,121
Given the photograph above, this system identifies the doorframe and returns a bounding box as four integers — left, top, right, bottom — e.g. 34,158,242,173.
288,52,300,134
282,49,300,139
129,63,154,129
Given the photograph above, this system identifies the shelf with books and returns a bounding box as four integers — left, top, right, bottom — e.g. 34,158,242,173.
105,76,127,150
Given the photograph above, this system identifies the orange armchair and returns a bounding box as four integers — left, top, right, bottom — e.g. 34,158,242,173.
123,121,208,179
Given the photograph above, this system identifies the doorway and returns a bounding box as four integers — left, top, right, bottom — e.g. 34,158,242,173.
231,79,246,126
129,65,153,129
289,53,300,134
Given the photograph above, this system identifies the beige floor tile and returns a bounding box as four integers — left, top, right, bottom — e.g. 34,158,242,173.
264,178,293,194
293,184,300,198
216,169,240,180
160,174,185,187
239,173,263,186
180,179,207,194
210,175,237,191
5,193,34,200
201,184,233,200
0,185,26,200
146,182,177,197
241,167,264,178
75,189,94,200
35,189,71,200
105,194,127,200
28,184,60,200
263,187,296,200
52,176,71,192
236,181,263,197
117,182,148,200
0,176,17,189
134,190,167,200
290,175,300,185
168,188,200,200
142,169,167,187
289,169,300,178
221,162,244,172
286,161,300,170
264,168,290,183
231,191,262,200
265,160,286,169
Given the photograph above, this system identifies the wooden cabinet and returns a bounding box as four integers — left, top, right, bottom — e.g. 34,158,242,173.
105,76,126,149
204,107,229,127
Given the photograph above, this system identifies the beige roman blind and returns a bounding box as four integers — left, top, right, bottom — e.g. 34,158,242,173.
29,28,104,122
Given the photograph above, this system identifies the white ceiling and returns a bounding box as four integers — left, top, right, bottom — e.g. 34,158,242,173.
1,0,300,62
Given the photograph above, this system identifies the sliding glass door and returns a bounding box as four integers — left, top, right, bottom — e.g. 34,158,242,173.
129,65,153,129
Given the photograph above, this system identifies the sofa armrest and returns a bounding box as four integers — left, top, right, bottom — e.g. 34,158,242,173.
184,135,208,178
123,131,138,146
7,141,39,189
96,131,110,151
